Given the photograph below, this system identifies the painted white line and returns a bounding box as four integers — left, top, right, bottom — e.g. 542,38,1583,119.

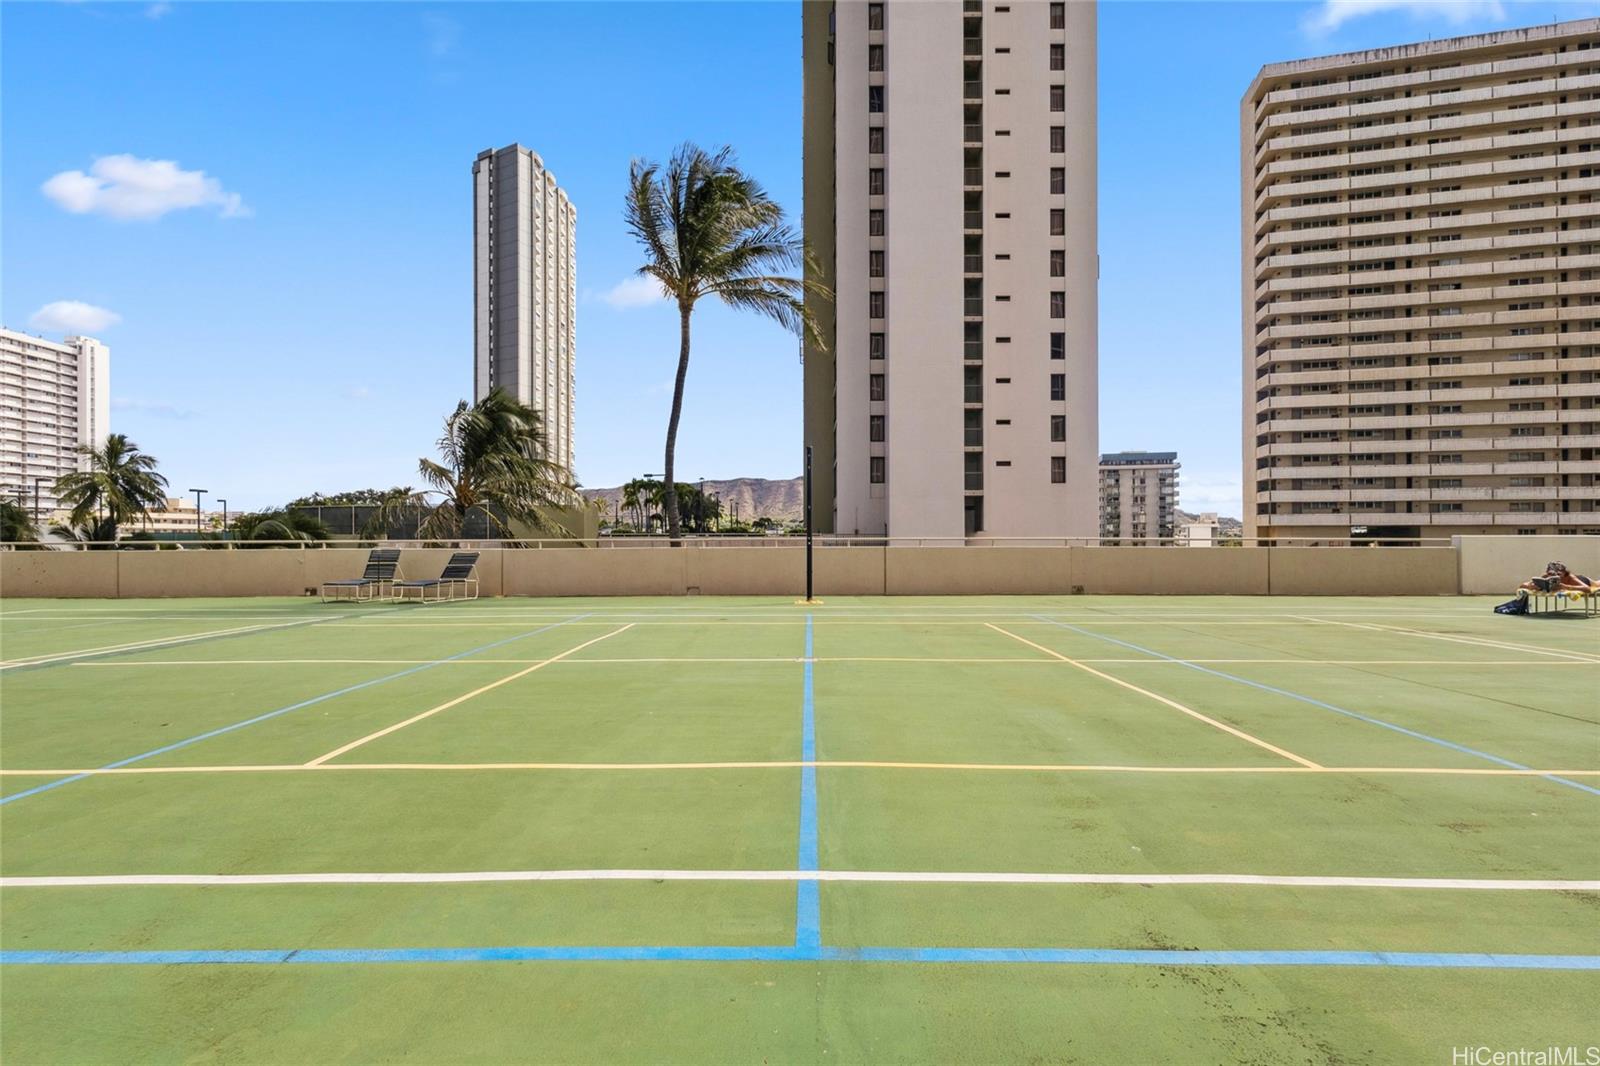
985,623,1323,769
2,763,1595,777
1301,617,1600,664
304,625,636,765
67,657,1600,668
0,620,325,670
3,870,1593,891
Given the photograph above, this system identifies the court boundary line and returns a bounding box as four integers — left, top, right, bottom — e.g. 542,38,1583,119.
1300,616,1600,664
0,618,343,671
0,615,591,807
1,946,1593,970
795,615,820,951
1031,615,1600,799
985,624,1321,769
65,656,1600,668
5,870,1594,890
304,624,635,766
5,762,1595,777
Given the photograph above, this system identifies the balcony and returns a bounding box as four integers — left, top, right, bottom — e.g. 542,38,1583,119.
963,124,982,144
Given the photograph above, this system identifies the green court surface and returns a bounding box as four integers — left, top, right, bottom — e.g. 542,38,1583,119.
1,594,1596,1063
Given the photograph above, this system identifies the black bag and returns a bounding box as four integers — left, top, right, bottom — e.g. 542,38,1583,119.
1494,596,1529,615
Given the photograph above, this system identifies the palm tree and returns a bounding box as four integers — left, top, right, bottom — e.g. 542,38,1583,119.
53,434,169,542
232,509,331,545
1,500,40,545
624,143,827,540
367,388,575,540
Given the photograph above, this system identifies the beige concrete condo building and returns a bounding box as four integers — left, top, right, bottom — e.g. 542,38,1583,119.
1242,20,1600,543
804,0,1098,539
473,144,577,473
0,327,109,516
1098,450,1179,543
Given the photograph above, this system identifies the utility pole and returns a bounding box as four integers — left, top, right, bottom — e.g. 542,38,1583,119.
189,489,207,534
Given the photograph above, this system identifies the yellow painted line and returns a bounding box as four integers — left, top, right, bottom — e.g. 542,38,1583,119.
985,623,1324,769
3,763,1596,777
304,624,635,766
1301,616,1600,663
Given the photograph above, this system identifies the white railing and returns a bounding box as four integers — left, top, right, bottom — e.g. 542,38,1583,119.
0,534,1459,550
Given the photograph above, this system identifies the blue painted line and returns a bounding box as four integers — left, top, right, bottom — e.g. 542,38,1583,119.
795,613,821,951
2,946,1594,969
0,615,590,807
1030,615,1600,798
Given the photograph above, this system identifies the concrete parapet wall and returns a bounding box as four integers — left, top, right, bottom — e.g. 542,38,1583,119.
1455,535,1600,595
0,543,1485,599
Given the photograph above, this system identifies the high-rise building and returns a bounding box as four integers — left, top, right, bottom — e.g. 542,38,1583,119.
1098,451,1179,543
473,144,578,473
0,327,110,515
803,0,1098,538
1242,20,1600,542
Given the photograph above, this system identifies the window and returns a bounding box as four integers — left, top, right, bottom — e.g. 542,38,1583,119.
869,209,884,236
1051,456,1066,483
1050,415,1065,442
869,456,886,484
868,86,884,113
869,250,884,278
869,415,885,442
868,126,884,154
869,333,885,359
1050,250,1065,277
1050,373,1065,401
868,169,884,195
1050,209,1065,235
869,373,885,401
1050,167,1064,194
1049,332,1064,360
869,291,885,319
1050,127,1065,152
964,322,981,360
1049,2,1064,29
867,3,883,30
965,452,983,491
1049,85,1064,111
868,44,884,71
1050,291,1065,318
1050,43,1064,71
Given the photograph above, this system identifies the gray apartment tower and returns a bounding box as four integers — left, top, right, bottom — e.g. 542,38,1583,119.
473,144,577,473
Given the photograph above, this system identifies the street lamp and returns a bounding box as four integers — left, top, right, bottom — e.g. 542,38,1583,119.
188,489,207,535
33,477,47,527
218,499,228,540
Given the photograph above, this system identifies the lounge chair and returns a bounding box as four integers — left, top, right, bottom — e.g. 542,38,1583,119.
319,548,402,603
391,552,480,604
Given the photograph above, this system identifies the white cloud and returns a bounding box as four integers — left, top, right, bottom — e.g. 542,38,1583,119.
42,154,249,221
1302,0,1506,35
421,13,459,56
112,397,195,420
144,2,173,19
598,275,668,309
28,300,121,334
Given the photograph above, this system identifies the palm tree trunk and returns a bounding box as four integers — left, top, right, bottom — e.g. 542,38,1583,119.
662,303,693,542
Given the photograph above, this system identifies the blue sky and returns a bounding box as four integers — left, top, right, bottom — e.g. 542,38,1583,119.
4,0,1596,517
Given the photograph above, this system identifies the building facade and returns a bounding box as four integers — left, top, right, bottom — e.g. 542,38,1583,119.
1242,20,1600,542
1098,451,1179,543
0,327,109,516
803,0,1098,539
473,144,578,474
